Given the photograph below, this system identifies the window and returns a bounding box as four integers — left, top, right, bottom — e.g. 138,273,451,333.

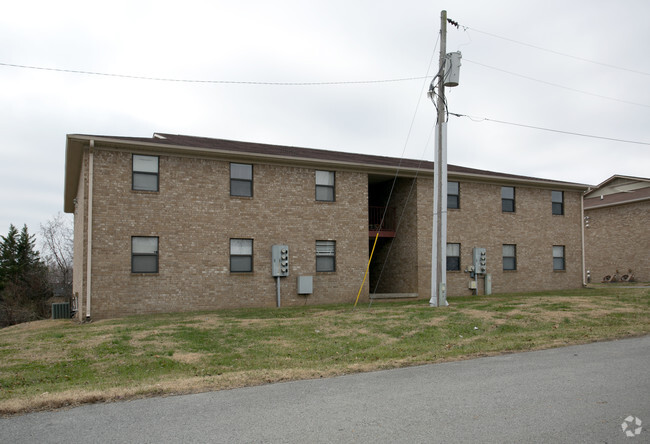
230,239,253,272
316,171,335,201
552,191,564,215
231,163,253,197
316,240,336,272
501,186,515,212
553,245,565,271
448,181,459,209
446,243,460,271
132,155,159,191
132,236,158,273
503,244,517,271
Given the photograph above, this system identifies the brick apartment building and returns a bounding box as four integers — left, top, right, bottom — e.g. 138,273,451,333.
584,175,650,283
64,133,588,320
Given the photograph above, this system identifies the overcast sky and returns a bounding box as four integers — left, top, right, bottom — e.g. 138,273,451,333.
1,0,649,240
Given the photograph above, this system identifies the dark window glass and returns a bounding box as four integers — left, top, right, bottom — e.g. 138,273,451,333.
502,186,515,212
503,244,517,270
553,245,565,270
132,236,158,273
231,180,252,197
231,163,253,197
448,181,459,209
230,239,253,272
316,240,336,272
230,256,252,272
132,155,159,191
446,243,460,271
316,171,335,201
552,191,564,215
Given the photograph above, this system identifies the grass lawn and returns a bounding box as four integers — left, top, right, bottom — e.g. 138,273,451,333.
0,286,648,415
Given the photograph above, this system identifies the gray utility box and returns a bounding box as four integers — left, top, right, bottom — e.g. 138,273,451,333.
297,276,313,295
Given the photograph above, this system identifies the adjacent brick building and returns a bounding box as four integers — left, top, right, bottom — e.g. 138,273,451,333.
584,175,650,283
64,133,588,320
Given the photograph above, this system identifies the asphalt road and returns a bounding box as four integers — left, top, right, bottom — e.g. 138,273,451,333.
2,336,648,443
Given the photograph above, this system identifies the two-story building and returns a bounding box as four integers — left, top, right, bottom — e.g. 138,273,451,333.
64,133,588,320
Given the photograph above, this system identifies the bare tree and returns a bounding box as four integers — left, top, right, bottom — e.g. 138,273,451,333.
40,212,73,300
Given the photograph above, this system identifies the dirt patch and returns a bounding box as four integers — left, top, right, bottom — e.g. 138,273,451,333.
0,319,71,333
460,308,499,323
188,315,228,329
171,352,205,364
235,318,279,327
461,296,640,325
256,337,295,349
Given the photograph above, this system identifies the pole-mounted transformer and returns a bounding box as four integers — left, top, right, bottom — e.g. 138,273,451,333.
444,51,462,87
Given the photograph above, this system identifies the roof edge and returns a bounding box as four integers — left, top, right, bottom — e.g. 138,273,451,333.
584,195,650,210
585,174,650,196
63,133,590,210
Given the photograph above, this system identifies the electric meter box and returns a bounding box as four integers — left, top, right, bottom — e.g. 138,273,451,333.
271,244,289,277
472,247,487,275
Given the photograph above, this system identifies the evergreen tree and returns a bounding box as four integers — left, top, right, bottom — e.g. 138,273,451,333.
17,224,40,278
0,224,20,289
0,224,51,326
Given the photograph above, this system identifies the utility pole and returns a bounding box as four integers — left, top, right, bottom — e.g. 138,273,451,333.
430,10,449,307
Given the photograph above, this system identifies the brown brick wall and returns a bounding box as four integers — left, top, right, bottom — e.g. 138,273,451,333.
84,148,368,319
73,144,587,320
416,178,433,299
417,179,584,298
584,200,649,282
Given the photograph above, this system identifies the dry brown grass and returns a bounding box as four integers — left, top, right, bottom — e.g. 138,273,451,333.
0,286,647,416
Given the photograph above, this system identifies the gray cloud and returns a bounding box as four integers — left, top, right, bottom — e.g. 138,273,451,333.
1,0,649,237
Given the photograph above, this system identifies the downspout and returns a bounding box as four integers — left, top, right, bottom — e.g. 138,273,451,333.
86,140,94,321
580,192,586,287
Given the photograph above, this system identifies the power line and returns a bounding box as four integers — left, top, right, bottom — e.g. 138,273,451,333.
449,112,650,146
464,59,650,108
0,62,427,86
4,59,647,111
459,25,650,77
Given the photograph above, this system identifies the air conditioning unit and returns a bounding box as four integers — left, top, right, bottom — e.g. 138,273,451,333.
52,302,70,319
